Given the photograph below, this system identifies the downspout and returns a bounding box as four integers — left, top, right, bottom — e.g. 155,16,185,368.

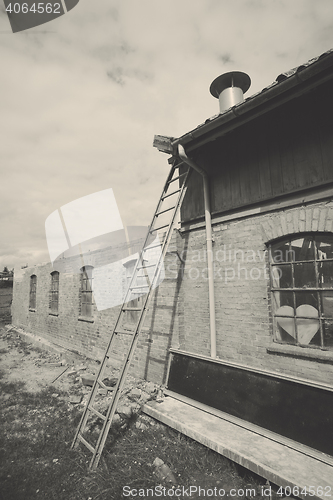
178,144,217,359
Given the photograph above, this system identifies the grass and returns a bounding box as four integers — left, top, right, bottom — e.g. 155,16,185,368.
0,364,264,500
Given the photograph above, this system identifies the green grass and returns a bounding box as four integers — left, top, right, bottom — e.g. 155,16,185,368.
0,374,263,500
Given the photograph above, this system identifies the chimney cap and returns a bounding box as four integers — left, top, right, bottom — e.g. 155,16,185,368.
210,71,251,99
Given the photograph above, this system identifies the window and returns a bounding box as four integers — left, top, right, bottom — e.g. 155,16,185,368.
269,233,333,350
50,271,59,314
29,274,37,310
123,259,147,325
80,266,94,318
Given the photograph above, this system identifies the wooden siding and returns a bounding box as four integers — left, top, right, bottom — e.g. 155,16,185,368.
181,80,333,222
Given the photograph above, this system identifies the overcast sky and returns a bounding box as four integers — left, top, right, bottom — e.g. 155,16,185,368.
1,0,332,271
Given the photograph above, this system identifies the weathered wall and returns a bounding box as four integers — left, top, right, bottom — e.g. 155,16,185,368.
181,79,333,223
11,232,183,385
174,199,333,387
11,200,333,388
0,284,13,321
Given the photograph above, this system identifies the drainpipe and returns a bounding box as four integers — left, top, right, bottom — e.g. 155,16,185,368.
178,144,217,359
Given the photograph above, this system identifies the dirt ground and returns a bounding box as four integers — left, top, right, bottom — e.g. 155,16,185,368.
0,322,126,392
0,324,263,500
0,327,82,394
0,323,161,419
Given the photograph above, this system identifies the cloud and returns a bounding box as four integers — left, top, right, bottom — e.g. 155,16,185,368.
1,0,332,270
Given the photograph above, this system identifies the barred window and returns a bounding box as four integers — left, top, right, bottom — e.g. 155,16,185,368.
80,266,94,318
269,233,333,350
29,274,37,310
50,271,59,313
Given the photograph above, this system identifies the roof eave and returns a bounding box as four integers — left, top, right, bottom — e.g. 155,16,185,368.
171,50,333,155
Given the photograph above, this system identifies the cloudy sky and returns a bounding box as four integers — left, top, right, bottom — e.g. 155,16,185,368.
1,0,333,271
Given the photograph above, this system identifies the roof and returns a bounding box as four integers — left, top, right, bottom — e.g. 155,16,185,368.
154,48,333,156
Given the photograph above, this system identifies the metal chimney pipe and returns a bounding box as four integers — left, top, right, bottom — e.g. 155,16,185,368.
210,71,251,113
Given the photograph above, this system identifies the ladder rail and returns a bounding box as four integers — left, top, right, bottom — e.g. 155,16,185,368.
72,162,185,446
71,160,191,469
89,164,190,469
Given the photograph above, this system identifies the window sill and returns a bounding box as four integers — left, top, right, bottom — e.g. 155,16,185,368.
267,343,333,364
29,308,36,312
78,316,94,323
49,312,59,317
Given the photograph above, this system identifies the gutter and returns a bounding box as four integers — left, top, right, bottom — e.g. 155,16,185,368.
178,144,217,359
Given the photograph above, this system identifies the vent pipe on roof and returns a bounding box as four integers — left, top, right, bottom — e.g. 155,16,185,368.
210,71,251,113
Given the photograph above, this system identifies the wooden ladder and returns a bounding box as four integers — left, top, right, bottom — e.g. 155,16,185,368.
71,160,191,470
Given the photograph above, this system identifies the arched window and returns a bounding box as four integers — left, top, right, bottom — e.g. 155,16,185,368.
80,266,94,317
50,271,59,313
29,275,37,310
269,233,333,350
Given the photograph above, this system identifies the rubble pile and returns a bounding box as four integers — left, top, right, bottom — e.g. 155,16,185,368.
1,325,163,434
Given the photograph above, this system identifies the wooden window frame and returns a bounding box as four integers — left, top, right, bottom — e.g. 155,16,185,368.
79,266,94,319
268,233,333,351
29,274,37,310
49,271,59,314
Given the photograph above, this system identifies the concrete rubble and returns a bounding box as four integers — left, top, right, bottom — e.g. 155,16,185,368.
3,325,163,434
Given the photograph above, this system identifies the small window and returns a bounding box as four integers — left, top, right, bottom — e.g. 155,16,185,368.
29,274,37,310
123,259,147,325
50,271,59,314
269,233,333,350
80,266,94,318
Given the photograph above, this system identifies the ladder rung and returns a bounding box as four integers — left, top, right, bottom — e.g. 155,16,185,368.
88,405,107,421
137,264,155,270
156,205,175,217
115,329,135,335
161,188,181,200
77,434,95,454
150,223,169,233
142,243,162,251
96,379,108,390
167,172,187,184
129,284,149,290
122,307,142,312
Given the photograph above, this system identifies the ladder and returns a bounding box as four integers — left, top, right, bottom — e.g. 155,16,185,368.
71,160,191,470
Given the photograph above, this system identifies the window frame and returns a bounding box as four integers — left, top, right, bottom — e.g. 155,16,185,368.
79,265,94,319
29,274,37,310
49,271,59,314
268,232,333,351
123,259,141,324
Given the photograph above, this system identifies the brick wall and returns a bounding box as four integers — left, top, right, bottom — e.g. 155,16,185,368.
11,232,183,385
0,286,12,320
12,201,333,388
174,199,333,387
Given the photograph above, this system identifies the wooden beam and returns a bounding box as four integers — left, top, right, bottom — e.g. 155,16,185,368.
153,135,174,154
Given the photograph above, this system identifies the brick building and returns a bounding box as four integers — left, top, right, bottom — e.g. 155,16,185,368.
12,49,333,467
11,231,182,384
0,269,13,321
153,48,333,462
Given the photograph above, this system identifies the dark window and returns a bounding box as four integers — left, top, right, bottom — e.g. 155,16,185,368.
80,266,94,317
50,271,59,313
29,274,37,309
269,234,333,350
